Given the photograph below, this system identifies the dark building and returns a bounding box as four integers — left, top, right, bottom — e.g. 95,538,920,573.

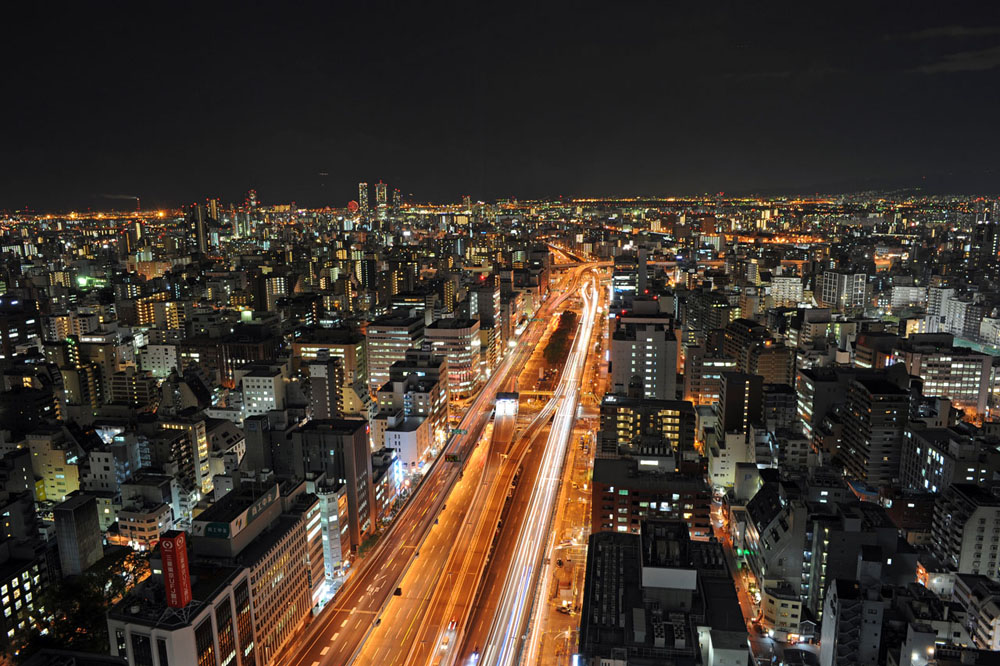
719,371,763,435
287,419,374,549
0,297,42,369
841,377,909,489
591,457,712,539
54,493,103,576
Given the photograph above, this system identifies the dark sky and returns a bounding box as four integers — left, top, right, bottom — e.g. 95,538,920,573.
4,1,1000,211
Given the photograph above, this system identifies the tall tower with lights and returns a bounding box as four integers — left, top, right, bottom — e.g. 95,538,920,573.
358,182,369,219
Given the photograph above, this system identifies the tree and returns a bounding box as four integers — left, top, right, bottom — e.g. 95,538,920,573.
10,549,151,663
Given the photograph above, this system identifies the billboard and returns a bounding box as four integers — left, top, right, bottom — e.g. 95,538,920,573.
160,530,192,608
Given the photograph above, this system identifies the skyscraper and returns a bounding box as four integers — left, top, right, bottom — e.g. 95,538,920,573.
206,197,220,222
375,181,388,224
358,182,369,218
189,203,208,254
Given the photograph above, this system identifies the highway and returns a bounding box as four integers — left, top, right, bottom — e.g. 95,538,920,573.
278,262,592,666
479,276,600,666
351,264,593,666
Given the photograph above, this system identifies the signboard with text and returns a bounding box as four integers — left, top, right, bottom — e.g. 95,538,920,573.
160,531,192,608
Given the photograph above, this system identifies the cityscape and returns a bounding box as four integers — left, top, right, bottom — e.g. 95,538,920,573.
4,4,1000,666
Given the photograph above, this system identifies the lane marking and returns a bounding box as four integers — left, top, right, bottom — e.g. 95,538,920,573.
321,647,329,656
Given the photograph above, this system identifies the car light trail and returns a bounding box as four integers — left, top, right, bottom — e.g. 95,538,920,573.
479,277,598,666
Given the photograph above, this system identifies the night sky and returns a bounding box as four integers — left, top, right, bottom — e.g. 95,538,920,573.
4,1,1000,211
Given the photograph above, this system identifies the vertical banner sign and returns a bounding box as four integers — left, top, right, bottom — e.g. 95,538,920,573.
160,531,192,608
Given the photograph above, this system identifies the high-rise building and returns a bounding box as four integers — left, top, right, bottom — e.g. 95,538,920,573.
294,329,372,419
926,286,955,333
358,182,370,219
27,426,83,502
425,318,482,399
161,415,212,497
289,420,375,548
590,457,711,538
374,349,449,459
599,394,696,457
820,271,867,312
375,181,388,223
241,366,286,418
366,311,425,393
748,343,795,386
109,482,323,666
0,297,41,369
770,275,804,307
840,377,908,488
682,344,737,406
932,483,1000,579
722,318,771,371
189,203,208,254
718,372,763,436
894,333,992,418
610,322,678,400
900,425,996,493
54,493,103,575
819,579,886,666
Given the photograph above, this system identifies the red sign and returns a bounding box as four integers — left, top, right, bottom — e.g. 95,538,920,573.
160,531,192,608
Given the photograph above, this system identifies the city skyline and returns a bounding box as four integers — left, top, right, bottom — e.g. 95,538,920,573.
7,5,1000,666
4,2,1000,211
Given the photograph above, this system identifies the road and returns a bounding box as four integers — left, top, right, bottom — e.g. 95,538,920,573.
523,272,609,666
277,263,593,666
479,276,600,666
352,265,594,666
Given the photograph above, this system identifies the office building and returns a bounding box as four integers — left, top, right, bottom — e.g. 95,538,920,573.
366,311,425,393
358,181,369,218
294,328,372,419
599,394,697,457
288,420,374,550
900,425,997,493
241,366,286,418
591,457,711,539
841,377,909,489
894,333,992,418
682,344,737,406
718,372,763,435
610,321,678,400
54,493,103,576
932,483,1000,579
820,271,867,312
108,482,323,666
425,318,482,399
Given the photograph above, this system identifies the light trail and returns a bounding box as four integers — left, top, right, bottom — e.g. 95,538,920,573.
479,276,598,666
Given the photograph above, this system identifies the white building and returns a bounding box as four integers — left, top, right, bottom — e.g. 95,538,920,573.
820,271,867,312
425,318,482,399
241,367,286,418
366,311,425,393
140,344,179,378
770,276,804,307
894,334,992,417
610,322,677,400
890,285,927,311
384,417,432,470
